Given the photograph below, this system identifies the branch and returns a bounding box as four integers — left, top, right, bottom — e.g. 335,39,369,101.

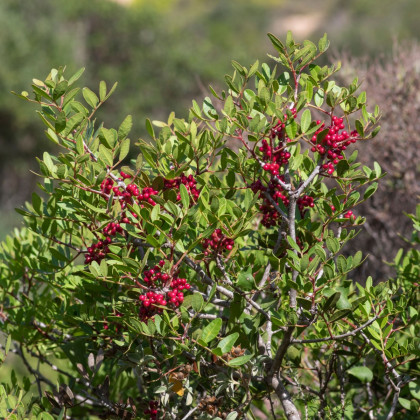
288,197,298,309
263,191,290,221
359,331,405,391
270,375,301,420
385,385,401,420
291,316,379,344
183,255,234,299
293,163,322,198
180,405,199,420
269,326,295,377
216,257,271,320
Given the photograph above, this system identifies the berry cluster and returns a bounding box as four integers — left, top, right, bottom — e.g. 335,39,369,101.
103,221,124,237
84,237,111,264
138,263,191,320
143,260,169,284
298,195,315,213
88,172,161,265
164,173,201,203
115,184,159,208
100,178,114,195
259,109,297,176
310,116,358,174
202,229,234,256
260,139,291,176
344,210,355,220
144,401,159,420
100,172,159,208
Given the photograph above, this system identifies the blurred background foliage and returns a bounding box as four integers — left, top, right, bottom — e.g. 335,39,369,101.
1,0,419,278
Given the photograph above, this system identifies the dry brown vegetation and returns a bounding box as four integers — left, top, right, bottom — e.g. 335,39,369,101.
334,42,420,281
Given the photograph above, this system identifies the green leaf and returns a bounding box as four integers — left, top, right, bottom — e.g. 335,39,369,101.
371,126,381,138
63,113,85,137
297,298,312,310
145,118,155,138
200,318,222,344
99,81,107,102
355,119,364,136
398,398,411,410
224,96,235,115
146,234,160,248
150,204,160,222
373,161,382,177
329,309,351,322
409,381,420,400
119,138,130,161
104,81,118,100
237,270,254,291
5,335,11,355
232,60,247,76
318,33,329,52
217,333,239,354
53,80,68,100
322,292,341,312
306,80,314,102
183,293,204,312
300,109,311,133
179,183,190,209
285,119,298,139
68,67,85,86
348,366,373,383
118,115,133,140
326,237,340,254
203,97,218,119
76,135,84,155
82,87,99,108
336,255,347,273
248,60,259,77
227,354,254,367
314,89,324,107
267,33,285,53
364,183,378,200
287,236,301,253
99,144,113,167
55,111,67,133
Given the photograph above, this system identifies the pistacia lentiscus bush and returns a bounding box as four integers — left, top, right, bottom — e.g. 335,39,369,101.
0,33,419,419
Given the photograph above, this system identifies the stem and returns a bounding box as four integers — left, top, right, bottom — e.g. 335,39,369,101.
288,197,298,309
291,316,379,344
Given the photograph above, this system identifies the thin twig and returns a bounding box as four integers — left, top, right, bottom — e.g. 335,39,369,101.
180,405,199,420
291,316,379,344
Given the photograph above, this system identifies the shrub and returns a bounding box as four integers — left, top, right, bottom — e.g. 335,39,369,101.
0,32,418,419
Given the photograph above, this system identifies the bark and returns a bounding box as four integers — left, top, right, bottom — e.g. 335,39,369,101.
271,375,301,420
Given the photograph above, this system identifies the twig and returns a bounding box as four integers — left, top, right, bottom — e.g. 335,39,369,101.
359,331,405,391
216,257,271,319
180,405,199,420
293,163,322,198
291,316,379,344
385,383,402,420
183,255,234,299
263,191,290,221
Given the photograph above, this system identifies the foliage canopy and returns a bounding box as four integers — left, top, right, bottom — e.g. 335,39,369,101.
0,32,419,419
